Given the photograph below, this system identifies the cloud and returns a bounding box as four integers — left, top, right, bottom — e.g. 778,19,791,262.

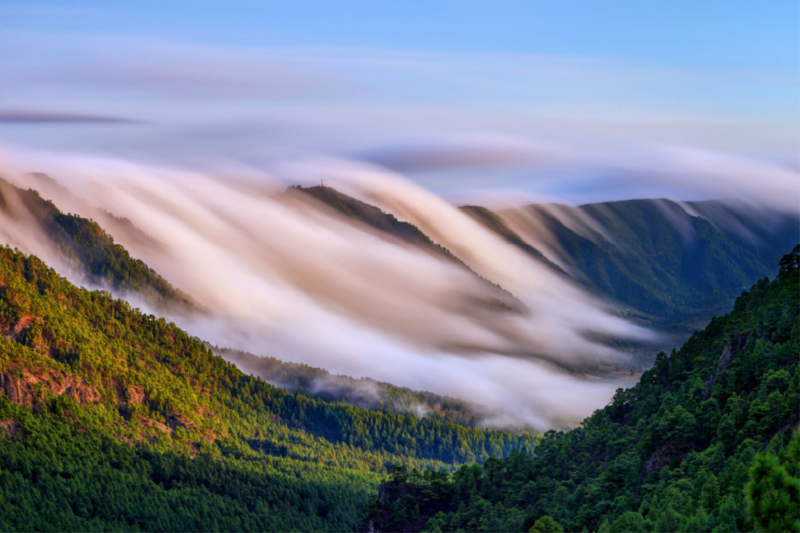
3,143,796,429
358,133,561,172
0,147,654,429
0,110,141,124
9,38,359,101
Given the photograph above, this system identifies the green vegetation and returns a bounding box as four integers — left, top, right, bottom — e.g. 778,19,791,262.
0,177,194,312
367,245,800,532
0,246,534,530
216,345,491,426
470,199,798,332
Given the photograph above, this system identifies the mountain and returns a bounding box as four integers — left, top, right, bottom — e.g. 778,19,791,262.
365,245,800,532
290,185,527,313
287,184,797,337
459,205,568,277
465,198,799,330
0,246,534,531
0,176,195,313
215,345,493,426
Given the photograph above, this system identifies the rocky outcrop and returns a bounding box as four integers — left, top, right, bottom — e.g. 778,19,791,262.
0,419,20,438
646,441,689,472
0,369,101,409
704,333,750,397
1,314,41,341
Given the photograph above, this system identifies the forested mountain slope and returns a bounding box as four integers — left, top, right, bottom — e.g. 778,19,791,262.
467,199,798,330
215,346,492,426
0,176,195,312
366,246,800,532
0,247,535,531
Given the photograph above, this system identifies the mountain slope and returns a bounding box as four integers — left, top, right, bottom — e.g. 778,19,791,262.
291,185,526,313
468,198,798,329
0,176,195,312
459,205,567,277
215,345,492,426
366,245,800,532
0,247,535,530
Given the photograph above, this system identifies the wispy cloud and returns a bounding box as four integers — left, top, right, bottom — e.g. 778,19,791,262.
0,109,141,124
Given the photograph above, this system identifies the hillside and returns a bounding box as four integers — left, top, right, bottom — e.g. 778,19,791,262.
366,245,800,532
0,176,195,313
214,346,492,426
0,247,535,531
466,199,798,331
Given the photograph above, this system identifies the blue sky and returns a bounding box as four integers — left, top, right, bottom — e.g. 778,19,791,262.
4,2,796,67
1,1,798,201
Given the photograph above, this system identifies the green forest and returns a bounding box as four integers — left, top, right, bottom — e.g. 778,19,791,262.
214,345,492,426
367,245,800,532
0,246,535,531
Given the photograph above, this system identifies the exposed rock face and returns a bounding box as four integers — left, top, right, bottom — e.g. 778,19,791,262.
646,441,689,472
704,333,750,397
1,314,41,341
127,384,146,405
0,369,101,409
0,419,20,438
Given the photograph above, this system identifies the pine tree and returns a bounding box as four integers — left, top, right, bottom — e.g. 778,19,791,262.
529,515,565,533
745,450,800,532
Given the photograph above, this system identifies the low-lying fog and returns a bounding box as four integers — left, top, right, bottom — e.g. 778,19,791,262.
0,144,796,429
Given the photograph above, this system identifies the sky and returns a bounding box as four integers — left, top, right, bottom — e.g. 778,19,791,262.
1,1,798,201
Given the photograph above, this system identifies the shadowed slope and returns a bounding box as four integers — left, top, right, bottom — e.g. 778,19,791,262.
467,198,798,328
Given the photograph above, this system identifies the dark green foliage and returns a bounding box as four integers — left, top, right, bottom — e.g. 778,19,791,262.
744,436,800,533
0,177,194,312
218,345,491,426
368,245,800,532
778,244,800,280
0,246,533,530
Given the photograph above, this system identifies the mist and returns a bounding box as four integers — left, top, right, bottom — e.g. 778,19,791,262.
0,146,669,429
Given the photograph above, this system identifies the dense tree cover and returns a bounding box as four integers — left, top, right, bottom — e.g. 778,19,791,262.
0,246,534,530
215,345,491,427
0,177,195,312
468,199,798,332
367,246,800,532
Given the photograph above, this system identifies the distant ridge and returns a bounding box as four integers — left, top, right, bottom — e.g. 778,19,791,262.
0,176,197,312
459,204,568,276
467,197,799,330
291,184,528,314
214,344,493,426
